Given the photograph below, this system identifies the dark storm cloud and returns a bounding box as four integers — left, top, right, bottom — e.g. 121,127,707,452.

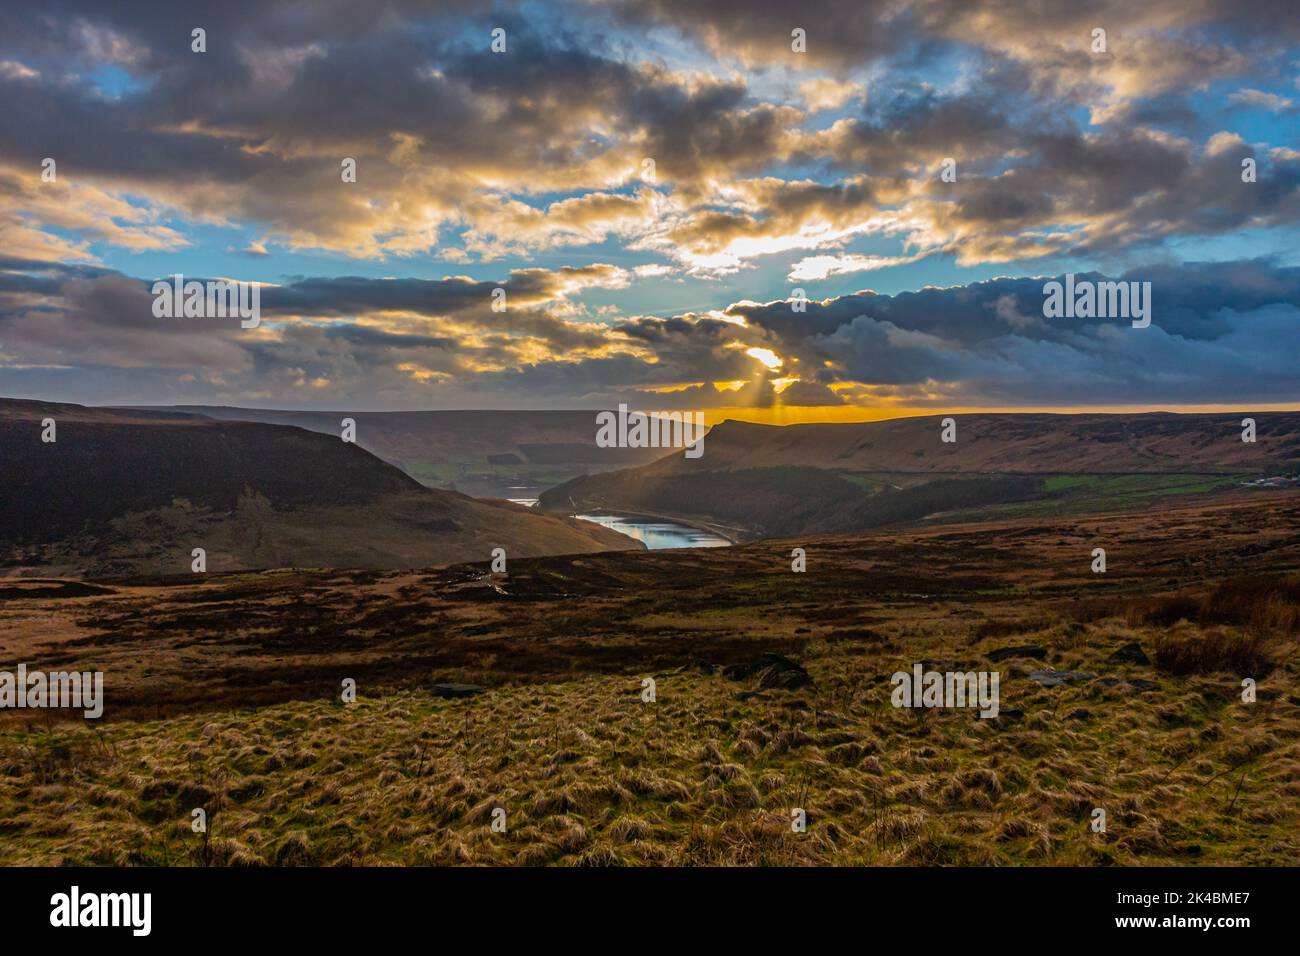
811,86,1030,174
260,271,559,316
603,0,1300,70
320,325,458,350
738,261,1300,346
0,264,623,360
597,0,919,71
0,4,801,225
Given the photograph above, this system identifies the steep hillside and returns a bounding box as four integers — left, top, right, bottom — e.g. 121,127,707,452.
0,398,640,577
543,466,1045,538
124,406,665,496
643,412,1300,476
540,412,1300,537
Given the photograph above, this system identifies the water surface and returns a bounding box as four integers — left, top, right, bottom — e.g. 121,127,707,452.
575,513,731,549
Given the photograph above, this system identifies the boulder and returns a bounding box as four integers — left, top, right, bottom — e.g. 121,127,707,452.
723,653,813,691
756,658,814,691
689,656,716,675
1028,669,1095,688
1109,642,1150,665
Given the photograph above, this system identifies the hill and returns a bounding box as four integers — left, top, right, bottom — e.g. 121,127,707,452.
0,398,640,578
636,412,1300,475
123,406,666,498
540,412,1300,538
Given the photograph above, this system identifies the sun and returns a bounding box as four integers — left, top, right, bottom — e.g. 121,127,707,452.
745,347,782,370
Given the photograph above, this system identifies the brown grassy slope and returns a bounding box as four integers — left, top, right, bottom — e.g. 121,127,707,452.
2,491,1296,721
656,412,1300,475
0,493,1296,866
19,490,640,580
0,398,640,577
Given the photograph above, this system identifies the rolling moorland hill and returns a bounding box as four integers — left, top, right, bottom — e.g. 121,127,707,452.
613,412,1300,474
0,398,640,578
540,412,1300,538
125,406,666,497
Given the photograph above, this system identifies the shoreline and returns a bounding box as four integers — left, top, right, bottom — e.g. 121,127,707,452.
568,508,748,546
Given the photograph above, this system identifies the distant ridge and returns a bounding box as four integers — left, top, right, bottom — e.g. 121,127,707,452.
116,405,667,495
649,412,1300,475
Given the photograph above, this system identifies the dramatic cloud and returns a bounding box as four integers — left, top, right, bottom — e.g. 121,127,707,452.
0,1,1296,410
2,256,1297,410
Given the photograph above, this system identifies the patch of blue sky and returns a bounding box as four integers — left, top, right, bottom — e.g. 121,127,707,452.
604,274,770,321
96,227,372,288
82,64,150,100
1058,104,1095,131
774,224,1085,297
751,156,840,181
1163,225,1300,268
872,42,975,101
1186,78,1297,135
1221,109,1298,148
598,18,739,80
31,221,90,256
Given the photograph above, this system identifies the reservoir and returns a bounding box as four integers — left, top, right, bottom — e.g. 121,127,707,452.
504,498,731,549
574,513,731,549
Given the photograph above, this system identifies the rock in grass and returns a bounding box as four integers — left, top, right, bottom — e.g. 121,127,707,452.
757,658,813,691
723,653,813,691
986,645,1047,662
689,656,716,675
430,682,485,698
1028,669,1095,688
1109,641,1150,665
721,660,764,680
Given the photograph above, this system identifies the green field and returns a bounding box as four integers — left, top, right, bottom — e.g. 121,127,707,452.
839,471,1244,523
1022,473,1244,515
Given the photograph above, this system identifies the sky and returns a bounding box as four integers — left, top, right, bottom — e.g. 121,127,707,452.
1,0,1298,419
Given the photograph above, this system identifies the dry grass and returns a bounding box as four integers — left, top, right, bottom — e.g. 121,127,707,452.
1,614,1296,867
1134,574,1300,635
2,493,1298,866
1153,625,1285,677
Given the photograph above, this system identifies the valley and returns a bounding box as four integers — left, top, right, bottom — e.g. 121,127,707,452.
0,399,640,579
542,412,1300,539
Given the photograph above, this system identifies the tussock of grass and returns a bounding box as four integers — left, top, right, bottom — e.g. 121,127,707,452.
1132,574,1300,637
1153,624,1282,677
